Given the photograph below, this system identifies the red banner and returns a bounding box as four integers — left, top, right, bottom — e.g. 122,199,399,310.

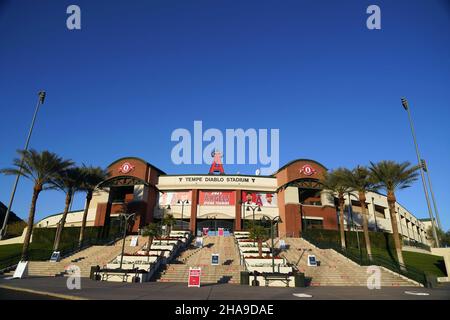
199,191,235,206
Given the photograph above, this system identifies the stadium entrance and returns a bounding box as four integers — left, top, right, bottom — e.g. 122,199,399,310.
197,219,234,236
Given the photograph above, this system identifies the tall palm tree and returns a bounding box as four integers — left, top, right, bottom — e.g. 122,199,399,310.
51,167,85,251
321,168,353,250
0,150,73,260
78,165,108,248
343,166,375,260
249,225,269,257
369,160,419,270
142,223,162,255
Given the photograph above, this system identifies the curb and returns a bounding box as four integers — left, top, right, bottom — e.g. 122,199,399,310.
0,284,88,300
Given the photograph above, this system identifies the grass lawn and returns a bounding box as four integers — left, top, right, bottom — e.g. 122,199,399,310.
0,242,58,269
346,246,447,277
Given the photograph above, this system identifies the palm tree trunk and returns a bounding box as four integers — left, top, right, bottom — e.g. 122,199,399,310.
147,236,153,255
338,194,346,249
53,191,72,251
359,191,372,261
387,192,406,271
78,191,92,248
21,185,41,261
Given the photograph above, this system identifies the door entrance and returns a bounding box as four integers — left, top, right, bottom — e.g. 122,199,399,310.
197,219,234,236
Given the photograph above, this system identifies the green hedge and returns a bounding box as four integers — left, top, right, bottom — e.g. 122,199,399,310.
302,228,397,251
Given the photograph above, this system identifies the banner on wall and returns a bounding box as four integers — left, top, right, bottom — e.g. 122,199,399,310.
199,191,235,206
159,191,192,206
242,191,277,207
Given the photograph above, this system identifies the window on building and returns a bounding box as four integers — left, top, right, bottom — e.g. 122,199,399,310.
374,204,386,219
110,186,134,203
299,189,322,206
303,218,324,230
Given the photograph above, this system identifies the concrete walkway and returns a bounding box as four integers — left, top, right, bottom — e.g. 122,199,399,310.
1,276,449,300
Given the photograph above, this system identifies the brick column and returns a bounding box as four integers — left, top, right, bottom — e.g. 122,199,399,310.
234,190,242,231
190,189,198,234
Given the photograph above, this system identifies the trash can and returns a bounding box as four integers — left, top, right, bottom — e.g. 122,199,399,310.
295,272,306,287
240,271,250,285
90,265,100,281
251,272,260,286
425,274,438,288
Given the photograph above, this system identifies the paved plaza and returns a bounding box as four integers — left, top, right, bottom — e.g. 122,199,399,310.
1,276,449,300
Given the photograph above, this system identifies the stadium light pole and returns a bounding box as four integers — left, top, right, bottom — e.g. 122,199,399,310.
262,215,282,273
0,91,46,240
401,98,440,247
421,159,442,231
177,199,189,230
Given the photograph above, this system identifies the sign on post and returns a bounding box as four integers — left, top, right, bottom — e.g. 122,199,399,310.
211,253,219,265
130,236,139,247
13,261,28,279
50,251,61,262
279,239,286,249
307,255,317,267
188,267,201,287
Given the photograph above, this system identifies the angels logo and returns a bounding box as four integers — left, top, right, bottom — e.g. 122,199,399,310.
118,162,135,174
300,164,316,176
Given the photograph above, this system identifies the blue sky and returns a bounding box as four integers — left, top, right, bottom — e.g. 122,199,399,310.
0,0,449,229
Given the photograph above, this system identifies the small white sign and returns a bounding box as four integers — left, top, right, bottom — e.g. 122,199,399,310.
130,236,139,247
195,237,203,248
211,253,220,265
307,255,317,267
50,251,61,262
279,240,286,249
13,261,28,279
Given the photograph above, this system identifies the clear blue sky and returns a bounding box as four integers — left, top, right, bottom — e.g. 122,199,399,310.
0,0,449,230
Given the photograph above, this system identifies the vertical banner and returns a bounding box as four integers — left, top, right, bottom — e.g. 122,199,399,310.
188,267,201,287
218,227,224,236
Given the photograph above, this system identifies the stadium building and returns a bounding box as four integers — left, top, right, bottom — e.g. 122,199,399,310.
36,157,429,246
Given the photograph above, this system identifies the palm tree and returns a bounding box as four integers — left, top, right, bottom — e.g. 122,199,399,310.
249,225,269,257
142,223,162,255
369,160,419,270
0,150,73,260
51,167,85,251
321,168,353,250
162,214,176,236
78,165,108,248
343,166,375,260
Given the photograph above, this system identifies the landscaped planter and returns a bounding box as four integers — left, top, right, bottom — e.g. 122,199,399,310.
240,247,270,253
241,252,272,258
244,257,285,266
246,266,293,274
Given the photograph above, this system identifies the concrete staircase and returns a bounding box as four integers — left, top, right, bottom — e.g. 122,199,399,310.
280,237,420,287
156,236,243,284
25,236,145,278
